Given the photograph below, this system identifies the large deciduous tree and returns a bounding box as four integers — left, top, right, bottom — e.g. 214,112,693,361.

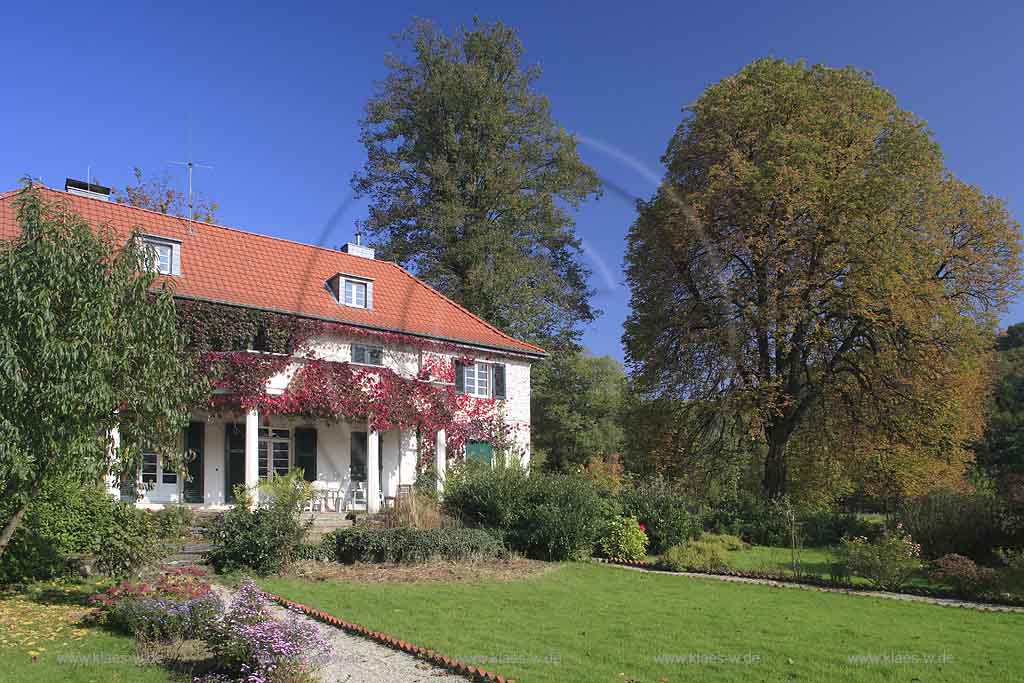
623,59,1021,500
0,185,203,556
532,352,626,471
352,19,601,349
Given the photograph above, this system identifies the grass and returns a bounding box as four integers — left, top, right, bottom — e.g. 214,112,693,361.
0,581,170,682
260,561,1024,682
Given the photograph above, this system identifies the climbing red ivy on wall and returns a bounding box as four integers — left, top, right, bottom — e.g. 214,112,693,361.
179,299,519,460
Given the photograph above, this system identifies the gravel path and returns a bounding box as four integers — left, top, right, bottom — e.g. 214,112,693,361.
213,585,470,683
599,561,1024,613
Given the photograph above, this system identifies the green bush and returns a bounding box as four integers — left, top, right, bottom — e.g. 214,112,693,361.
0,480,171,581
206,476,312,575
444,466,605,560
798,510,884,546
598,516,648,561
442,463,531,530
95,503,168,577
835,525,923,591
328,527,507,564
619,479,701,554
661,539,732,573
898,492,1007,561
152,505,195,539
699,532,745,551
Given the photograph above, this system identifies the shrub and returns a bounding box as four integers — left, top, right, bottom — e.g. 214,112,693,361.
444,466,605,560
619,479,702,554
699,532,744,551
835,525,922,591
661,539,731,573
442,464,531,530
598,516,648,561
152,505,195,539
206,478,313,575
329,527,507,564
798,510,884,547
898,492,1006,561
95,502,168,577
930,554,1001,598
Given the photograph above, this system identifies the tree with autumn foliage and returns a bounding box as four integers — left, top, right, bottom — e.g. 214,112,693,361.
114,167,219,222
623,59,1021,500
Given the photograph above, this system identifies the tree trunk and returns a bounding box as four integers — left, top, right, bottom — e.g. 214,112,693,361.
0,503,29,559
762,428,791,500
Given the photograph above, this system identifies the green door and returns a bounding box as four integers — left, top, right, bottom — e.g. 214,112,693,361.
225,424,246,503
183,422,204,503
294,427,317,482
466,441,493,466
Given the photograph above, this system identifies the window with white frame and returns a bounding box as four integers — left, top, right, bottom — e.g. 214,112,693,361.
142,451,159,484
258,427,291,479
351,344,383,366
463,362,492,397
141,236,180,276
343,280,367,308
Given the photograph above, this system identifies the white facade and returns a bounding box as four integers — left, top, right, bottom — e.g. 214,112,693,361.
132,329,534,510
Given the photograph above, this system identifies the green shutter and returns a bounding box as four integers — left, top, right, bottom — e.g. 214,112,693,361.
454,361,465,393
294,427,317,482
493,363,506,399
183,422,204,503
466,441,493,466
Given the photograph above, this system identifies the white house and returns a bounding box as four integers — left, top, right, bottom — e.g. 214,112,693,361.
0,179,546,511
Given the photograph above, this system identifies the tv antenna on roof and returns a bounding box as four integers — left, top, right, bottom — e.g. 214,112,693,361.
169,119,213,235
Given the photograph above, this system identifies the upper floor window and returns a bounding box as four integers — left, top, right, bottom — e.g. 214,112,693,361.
344,280,367,307
351,344,383,366
456,361,507,399
141,236,180,276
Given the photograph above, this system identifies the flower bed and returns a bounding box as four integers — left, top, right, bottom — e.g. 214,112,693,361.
89,568,332,682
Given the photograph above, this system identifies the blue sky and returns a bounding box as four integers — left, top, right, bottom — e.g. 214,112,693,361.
3,1,1022,360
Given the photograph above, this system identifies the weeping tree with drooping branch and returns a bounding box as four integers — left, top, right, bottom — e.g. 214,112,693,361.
623,59,1021,500
0,184,204,557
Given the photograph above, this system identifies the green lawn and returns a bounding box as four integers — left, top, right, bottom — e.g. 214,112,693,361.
260,562,1024,682
0,582,170,683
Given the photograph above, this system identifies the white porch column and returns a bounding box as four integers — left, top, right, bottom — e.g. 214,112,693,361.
367,428,381,513
435,429,447,495
244,408,260,507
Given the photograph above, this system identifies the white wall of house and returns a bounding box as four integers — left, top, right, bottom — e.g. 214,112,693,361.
132,329,536,509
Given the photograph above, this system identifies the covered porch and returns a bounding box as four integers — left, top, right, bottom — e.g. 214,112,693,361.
126,410,448,512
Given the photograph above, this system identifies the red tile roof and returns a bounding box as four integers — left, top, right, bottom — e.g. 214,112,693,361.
0,185,545,357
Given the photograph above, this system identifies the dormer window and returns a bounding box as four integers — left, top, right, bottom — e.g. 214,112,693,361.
344,280,367,308
328,273,374,310
140,235,181,276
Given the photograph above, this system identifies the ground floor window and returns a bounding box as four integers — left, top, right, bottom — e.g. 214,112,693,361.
258,427,291,479
141,450,177,485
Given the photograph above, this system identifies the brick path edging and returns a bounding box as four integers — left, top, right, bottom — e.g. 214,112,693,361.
594,558,1024,613
260,591,515,682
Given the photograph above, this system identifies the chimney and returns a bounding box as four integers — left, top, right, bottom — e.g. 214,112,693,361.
340,230,375,259
65,177,111,201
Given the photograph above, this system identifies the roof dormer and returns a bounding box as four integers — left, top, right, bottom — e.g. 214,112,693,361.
327,272,374,310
